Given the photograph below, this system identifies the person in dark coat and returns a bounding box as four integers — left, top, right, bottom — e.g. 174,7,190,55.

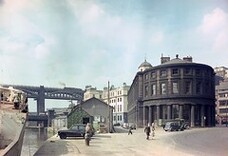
128,126,133,135
144,124,151,140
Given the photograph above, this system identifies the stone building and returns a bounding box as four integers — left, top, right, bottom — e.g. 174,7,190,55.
68,97,113,132
128,55,216,128
83,83,130,125
215,80,228,125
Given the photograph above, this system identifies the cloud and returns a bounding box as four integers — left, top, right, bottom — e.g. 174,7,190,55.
198,8,228,52
199,8,228,34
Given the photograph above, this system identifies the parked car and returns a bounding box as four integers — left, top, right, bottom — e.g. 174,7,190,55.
163,121,184,132
58,124,94,139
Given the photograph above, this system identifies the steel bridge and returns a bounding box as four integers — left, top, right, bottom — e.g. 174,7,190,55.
1,84,84,114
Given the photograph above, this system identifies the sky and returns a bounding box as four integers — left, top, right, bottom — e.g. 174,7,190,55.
0,0,228,110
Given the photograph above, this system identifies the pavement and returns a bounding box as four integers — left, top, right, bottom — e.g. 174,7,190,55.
33,127,191,156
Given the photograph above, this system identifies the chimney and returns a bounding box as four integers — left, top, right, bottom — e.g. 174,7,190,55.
183,56,193,62
161,55,170,64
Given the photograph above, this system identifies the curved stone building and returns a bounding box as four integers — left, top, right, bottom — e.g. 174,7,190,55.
128,55,215,128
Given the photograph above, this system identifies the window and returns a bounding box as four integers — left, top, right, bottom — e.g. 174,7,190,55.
151,84,156,95
219,108,228,113
195,69,201,76
120,104,122,112
185,81,191,94
160,83,166,95
205,81,209,93
196,81,202,94
151,71,156,78
172,69,179,75
219,101,226,106
184,68,192,75
145,85,149,97
119,115,122,121
160,70,167,77
172,82,179,94
145,74,149,80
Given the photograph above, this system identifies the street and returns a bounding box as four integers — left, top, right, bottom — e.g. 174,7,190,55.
34,127,228,156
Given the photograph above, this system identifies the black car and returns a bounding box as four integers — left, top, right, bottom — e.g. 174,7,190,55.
58,124,94,139
163,121,184,132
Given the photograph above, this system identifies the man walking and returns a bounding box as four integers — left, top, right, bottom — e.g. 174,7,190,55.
144,124,151,140
128,126,133,135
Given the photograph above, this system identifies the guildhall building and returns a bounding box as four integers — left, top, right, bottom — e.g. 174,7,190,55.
127,55,216,128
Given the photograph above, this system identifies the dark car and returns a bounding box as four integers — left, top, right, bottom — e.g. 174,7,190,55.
58,124,94,139
163,121,184,132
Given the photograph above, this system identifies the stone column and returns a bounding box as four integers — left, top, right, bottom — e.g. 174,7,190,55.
179,105,183,119
201,105,205,127
191,105,195,127
156,105,160,121
207,105,211,127
143,106,146,126
149,106,152,125
212,105,216,126
167,105,171,120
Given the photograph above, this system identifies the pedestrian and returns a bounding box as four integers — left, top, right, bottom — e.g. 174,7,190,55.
144,123,151,140
151,122,155,137
85,123,92,146
128,126,133,135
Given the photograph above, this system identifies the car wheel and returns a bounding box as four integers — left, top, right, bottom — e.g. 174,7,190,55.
59,133,66,139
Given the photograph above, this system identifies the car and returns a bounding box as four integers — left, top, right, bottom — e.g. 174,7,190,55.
163,121,184,132
57,124,94,139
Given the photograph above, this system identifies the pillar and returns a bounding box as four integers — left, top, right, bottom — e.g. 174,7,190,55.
143,106,146,126
156,105,160,121
179,105,183,119
37,85,45,115
201,105,205,127
167,105,171,120
149,106,152,125
207,105,211,127
191,105,195,127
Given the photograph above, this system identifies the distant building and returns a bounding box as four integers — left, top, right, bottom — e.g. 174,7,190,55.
214,66,228,85
68,97,113,132
84,85,103,101
84,83,130,125
128,55,215,128
215,80,228,125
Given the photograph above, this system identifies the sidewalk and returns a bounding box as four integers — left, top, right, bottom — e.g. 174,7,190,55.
33,127,190,156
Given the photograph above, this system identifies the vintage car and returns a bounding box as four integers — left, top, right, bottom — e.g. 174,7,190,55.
58,124,94,139
163,121,185,132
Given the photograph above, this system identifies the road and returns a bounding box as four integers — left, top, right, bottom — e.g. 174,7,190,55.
164,127,228,156
34,126,228,156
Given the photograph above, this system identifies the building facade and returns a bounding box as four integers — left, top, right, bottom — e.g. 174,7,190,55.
84,85,103,101
215,80,228,125
84,83,130,125
214,66,228,85
68,97,113,132
128,55,216,128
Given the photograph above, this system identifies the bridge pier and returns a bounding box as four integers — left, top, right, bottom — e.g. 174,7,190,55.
37,86,45,115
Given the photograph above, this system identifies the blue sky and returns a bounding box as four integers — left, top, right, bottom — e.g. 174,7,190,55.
0,0,228,91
